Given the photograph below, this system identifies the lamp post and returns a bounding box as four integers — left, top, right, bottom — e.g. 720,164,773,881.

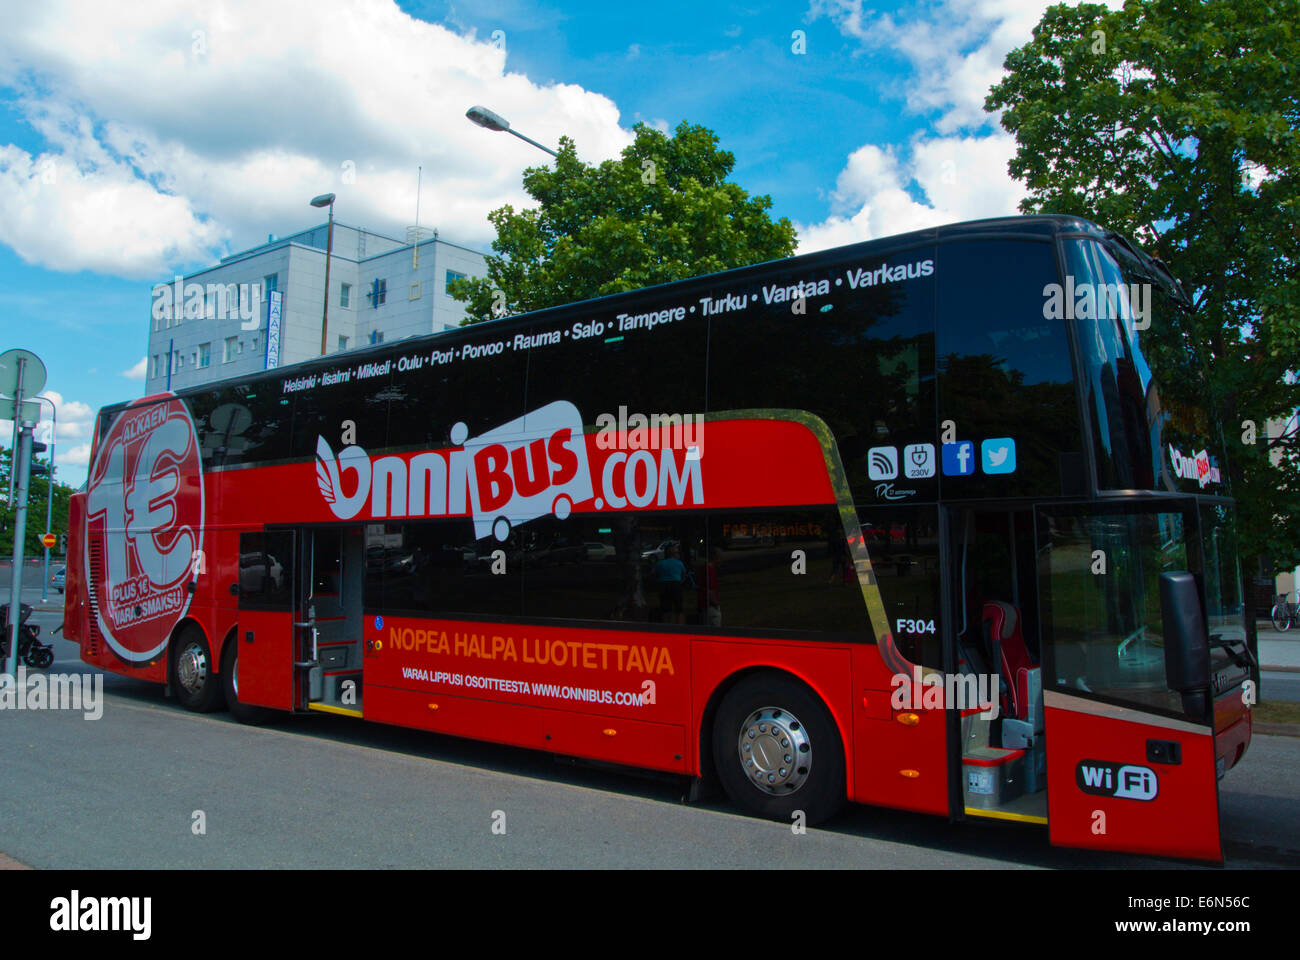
34,397,56,603
310,193,336,356
465,106,558,157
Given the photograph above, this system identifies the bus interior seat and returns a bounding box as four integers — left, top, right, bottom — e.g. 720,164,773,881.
981,601,1040,728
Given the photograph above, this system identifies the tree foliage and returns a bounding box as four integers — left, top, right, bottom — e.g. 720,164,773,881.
449,121,797,323
0,444,74,559
986,0,1300,576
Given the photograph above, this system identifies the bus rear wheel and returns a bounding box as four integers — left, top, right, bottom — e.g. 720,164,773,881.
712,673,845,826
171,627,221,713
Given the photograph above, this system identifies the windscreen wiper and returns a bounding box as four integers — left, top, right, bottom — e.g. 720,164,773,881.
1103,230,1193,309
1209,634,1255,670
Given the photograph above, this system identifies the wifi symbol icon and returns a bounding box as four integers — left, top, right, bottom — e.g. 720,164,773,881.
867,446,898,481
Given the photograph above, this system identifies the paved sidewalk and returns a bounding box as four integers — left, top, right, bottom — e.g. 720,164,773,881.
1257,625,1300,670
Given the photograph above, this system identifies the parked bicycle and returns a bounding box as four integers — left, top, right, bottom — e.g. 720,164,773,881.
1271,593,1298,632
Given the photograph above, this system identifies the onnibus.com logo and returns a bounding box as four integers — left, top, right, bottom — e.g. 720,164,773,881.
152,276,262,330
315,400,704,541
1042,276,1152,329
1169,444,1222,488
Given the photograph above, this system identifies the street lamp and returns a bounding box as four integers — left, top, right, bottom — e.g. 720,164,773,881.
466,105,558,157
32,396,56,604
310,193,336,356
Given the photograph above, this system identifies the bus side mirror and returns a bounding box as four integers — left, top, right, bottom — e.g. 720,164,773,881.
1160,571,1210,718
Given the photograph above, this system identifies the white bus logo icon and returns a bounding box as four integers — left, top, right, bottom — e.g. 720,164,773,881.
462,400,594,541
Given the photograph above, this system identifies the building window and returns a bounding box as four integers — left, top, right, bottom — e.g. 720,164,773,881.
369,330,384,345
446,269,466,293
197,343,211,369
410,282,421,300
338,335,349,352
341,283,351,308
223,336,239,363
172,352,183,374
368,278,387,307
150,355,159,378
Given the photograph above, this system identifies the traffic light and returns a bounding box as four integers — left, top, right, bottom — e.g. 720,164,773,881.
28,440,49,476
59,532,67,552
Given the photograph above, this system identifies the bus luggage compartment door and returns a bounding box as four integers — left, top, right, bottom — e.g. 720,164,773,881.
236,531,298,711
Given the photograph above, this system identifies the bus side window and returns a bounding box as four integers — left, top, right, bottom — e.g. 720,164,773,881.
706,511,870,636
858,505,941,666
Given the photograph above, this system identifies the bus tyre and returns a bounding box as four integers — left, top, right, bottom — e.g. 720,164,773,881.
221,636,277,725
713,674,845,826
171,627,221,713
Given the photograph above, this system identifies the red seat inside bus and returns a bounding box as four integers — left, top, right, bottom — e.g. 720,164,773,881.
981,600,1036,723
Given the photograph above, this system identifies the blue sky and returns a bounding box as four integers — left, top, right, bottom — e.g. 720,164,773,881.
0,0,1100,487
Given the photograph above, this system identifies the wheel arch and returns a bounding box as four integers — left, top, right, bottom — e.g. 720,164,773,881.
697,664,853,798
166,617,210,664
214,624,238,675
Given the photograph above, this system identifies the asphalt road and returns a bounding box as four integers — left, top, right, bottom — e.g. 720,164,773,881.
1261,671,1300,702
3,568,1296,870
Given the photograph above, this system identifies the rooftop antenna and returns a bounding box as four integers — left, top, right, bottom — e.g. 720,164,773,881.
406,167,433,268
412,166,422,270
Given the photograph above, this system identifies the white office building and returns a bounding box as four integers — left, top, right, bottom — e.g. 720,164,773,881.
144,222,488,393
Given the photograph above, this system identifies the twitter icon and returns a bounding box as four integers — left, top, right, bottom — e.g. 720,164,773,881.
981,438,1017,474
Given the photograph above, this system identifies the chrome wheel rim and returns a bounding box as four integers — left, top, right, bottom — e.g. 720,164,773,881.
738,706,811,795
176,642,208,694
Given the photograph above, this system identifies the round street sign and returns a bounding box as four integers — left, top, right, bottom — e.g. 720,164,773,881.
42,533,57,549
0,348,47,400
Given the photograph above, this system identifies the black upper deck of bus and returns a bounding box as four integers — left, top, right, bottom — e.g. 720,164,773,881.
115,213,1113,416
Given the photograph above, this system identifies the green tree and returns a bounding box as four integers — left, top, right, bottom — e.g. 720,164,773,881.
0,443,75,559
986,0,1300,619
450,121,797,322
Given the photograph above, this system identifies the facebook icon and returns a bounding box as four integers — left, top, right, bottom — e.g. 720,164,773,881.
942,441,976,476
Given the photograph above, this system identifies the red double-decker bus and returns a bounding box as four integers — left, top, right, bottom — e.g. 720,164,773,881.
65,215,1254,861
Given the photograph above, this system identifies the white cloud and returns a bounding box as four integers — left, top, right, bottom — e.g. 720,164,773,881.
36,390,96,446
811,0,1125,133
796,134,1026,252
0,0,635,280
796,0,1097,251
59,443,91,468
0,389,96,480
122,356,148,381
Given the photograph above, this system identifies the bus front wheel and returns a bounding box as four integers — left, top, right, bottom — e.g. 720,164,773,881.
712,673,845,826
171,627,221,713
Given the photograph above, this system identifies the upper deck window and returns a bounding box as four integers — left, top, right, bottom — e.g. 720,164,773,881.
936,237,1083,499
